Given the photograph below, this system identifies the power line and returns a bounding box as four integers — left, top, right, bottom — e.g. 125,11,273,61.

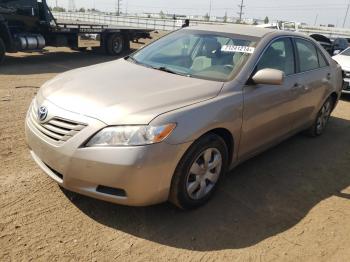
238,0,245,22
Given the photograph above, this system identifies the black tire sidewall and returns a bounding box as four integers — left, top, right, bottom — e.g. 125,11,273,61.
0,38,5,64
106,34,125,56
309,97,334,136
170,134,229,209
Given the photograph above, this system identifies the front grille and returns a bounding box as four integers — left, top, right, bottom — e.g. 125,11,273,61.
344,70,350,78
29,102,87,143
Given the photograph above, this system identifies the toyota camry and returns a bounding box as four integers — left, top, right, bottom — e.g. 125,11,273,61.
25,24,343,209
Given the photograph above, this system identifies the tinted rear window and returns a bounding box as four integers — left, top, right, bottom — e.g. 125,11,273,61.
296,39,319,72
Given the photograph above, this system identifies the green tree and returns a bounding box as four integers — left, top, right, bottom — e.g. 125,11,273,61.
88,8,100,13
78,7,85,12
264,16,269,24
52,6,66,12
204,13,210,21
159,10,165,19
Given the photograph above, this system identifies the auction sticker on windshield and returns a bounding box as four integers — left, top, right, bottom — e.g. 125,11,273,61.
221,45,255,53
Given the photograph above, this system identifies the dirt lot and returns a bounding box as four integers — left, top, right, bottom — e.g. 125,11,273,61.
1,34,350,261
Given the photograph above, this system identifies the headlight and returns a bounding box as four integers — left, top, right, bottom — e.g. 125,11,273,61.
85,124,176,147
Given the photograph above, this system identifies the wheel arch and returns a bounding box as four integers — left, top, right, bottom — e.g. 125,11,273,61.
197,127,235,167
329,91,339,111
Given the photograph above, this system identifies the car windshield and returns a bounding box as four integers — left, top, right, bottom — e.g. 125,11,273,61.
128,30,257,82
341,48,350,56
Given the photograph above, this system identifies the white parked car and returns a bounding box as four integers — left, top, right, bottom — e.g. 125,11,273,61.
333,47,350,94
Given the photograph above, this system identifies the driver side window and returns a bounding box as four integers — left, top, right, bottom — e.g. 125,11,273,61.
256,38,295,75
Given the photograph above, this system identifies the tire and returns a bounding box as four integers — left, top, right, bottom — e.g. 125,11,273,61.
169,133,229,210
0,38,5,64
106,34,126,56
306,97,334,137
78,47,88,52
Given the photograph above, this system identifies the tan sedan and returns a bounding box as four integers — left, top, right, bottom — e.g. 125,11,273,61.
25,24,343,209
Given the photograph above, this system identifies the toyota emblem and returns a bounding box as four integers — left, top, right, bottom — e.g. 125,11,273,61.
38,106,48,121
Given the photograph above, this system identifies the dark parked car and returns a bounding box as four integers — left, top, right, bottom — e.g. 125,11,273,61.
310,34,332,55
332,38,350,55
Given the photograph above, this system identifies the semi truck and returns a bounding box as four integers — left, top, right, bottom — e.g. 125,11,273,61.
0,0,152,63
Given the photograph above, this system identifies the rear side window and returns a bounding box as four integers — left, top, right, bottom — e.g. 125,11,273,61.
256,38,295,75
317,49,328,67
295,39,319,72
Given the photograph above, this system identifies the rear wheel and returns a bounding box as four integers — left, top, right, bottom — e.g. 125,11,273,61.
169,134,228,210
106,34,126,56
0,38,5,64
307,97,334,136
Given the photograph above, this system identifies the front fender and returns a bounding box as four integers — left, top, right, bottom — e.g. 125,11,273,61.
151,91,243,160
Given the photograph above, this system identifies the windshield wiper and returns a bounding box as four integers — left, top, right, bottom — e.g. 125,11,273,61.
153,66,191,77
126,57,191,77
125,55,140,64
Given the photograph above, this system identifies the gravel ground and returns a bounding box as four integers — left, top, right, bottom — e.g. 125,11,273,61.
1,34,350,261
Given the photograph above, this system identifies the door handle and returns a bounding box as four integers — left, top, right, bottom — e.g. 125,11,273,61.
292,83,309,92
322,73,331,84
292,83,302,89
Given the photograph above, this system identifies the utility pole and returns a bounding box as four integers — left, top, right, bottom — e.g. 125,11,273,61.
209,0,212,18
116,0,122,16
237,0,245,23
343,0,350,28
314,14,318,26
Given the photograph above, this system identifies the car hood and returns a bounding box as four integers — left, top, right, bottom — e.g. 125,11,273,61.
333,55,350,70
38,59,224,125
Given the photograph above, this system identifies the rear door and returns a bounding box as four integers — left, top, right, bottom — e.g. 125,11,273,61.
291,38,332,129
239,37,299,158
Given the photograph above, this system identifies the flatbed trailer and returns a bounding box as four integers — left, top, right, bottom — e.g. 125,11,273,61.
0,0,152,63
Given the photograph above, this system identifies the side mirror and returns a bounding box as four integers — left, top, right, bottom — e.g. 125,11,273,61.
252,68,285,85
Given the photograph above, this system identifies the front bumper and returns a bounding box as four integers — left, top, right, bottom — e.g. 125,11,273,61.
25,100,190,206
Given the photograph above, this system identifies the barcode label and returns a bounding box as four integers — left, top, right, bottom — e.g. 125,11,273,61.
221,45,255,54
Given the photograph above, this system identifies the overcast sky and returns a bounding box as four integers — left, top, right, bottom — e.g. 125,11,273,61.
47,0,350,27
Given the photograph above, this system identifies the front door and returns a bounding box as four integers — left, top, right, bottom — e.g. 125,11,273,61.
239,37,299,159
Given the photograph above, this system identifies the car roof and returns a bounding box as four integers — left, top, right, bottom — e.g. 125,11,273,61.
184,24,277,38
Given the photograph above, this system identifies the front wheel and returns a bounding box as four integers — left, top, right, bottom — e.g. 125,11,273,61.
307,97,334,137
169,134,228,210
0,38,5,64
